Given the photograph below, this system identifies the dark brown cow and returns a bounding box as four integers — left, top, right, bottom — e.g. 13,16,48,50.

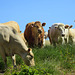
24,21,46,47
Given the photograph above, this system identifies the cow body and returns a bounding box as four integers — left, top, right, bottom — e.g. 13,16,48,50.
0,21,27,44
0,21,21,33
69,28,75,44
0,25,35,69
24,21,46,47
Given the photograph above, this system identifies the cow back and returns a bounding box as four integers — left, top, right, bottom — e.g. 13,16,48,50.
0,21,21,33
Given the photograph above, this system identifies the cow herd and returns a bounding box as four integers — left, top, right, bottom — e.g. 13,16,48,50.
0,21,74,70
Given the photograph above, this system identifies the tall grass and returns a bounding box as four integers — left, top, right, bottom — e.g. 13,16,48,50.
0,44,75,75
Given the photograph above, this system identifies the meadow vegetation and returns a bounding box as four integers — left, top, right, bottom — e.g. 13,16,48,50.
0,40,75,75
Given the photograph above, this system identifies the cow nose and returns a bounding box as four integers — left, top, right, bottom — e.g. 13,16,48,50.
38,29,42,33
62,34,65,37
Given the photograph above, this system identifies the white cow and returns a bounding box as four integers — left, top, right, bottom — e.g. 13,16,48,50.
43,31,48,46
48,23,69,46
0,25,35,69
69,28,75,44
64,25,73,43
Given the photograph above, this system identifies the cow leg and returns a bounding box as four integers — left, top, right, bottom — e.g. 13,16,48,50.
52,38,56,46
41,40,43,48
0,46,7,69
49,36,52,45
12,54,16,68
43,37,45,46
0,55,7,70
2,56,7,69
53,42,56,46
62,37,65,44
4,58,7,69
67,37,69,43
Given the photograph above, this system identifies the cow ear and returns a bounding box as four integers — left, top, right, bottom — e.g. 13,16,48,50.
31,24,34,27
55,26,58,29
42,23,46,26
49,27,51,29
65,25,69,28
69,25,73,28
20,31,21,33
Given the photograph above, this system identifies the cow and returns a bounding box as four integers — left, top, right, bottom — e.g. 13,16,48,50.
24,21,46,47
64,25,73,43
0,25,35,69
43,31,48,46
48,23,70,46
68,28,75,44
0,21,21,33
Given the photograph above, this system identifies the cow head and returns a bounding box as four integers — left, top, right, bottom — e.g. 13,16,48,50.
55,24,73,37
24,48,35,66
31,21,46,34
55,25,65,37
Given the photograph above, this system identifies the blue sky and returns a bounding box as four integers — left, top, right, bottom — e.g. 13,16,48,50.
0,0,75,33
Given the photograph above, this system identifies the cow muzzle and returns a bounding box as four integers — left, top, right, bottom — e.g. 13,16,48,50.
62,34,65,37
38,29,42,34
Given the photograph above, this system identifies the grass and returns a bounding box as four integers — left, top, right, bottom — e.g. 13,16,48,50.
0,40,75,75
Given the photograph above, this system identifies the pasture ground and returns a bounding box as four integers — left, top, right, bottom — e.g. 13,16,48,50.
0,40,75,75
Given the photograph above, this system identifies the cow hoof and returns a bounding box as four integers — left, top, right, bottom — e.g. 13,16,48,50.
0,70,5,73
13,65,17,69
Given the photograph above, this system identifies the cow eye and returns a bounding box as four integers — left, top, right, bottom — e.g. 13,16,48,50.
36,26,39,28
58,28,61,30
35,25,39,28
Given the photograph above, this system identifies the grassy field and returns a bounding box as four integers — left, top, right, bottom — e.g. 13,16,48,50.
0,40,75,75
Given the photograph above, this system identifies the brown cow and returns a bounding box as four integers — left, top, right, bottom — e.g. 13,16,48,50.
0,21,21,33
24,21,46,47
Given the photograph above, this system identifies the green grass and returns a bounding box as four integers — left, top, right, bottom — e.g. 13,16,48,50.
0,41,75,75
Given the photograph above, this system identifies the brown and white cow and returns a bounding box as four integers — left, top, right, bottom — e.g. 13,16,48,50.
0,21,21,33
0,25,35,69
48,23,71,46
24,21,46,47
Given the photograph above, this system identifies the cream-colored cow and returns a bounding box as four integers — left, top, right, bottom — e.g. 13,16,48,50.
0,25,35,69
69,28,75,44
64,25,73,43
